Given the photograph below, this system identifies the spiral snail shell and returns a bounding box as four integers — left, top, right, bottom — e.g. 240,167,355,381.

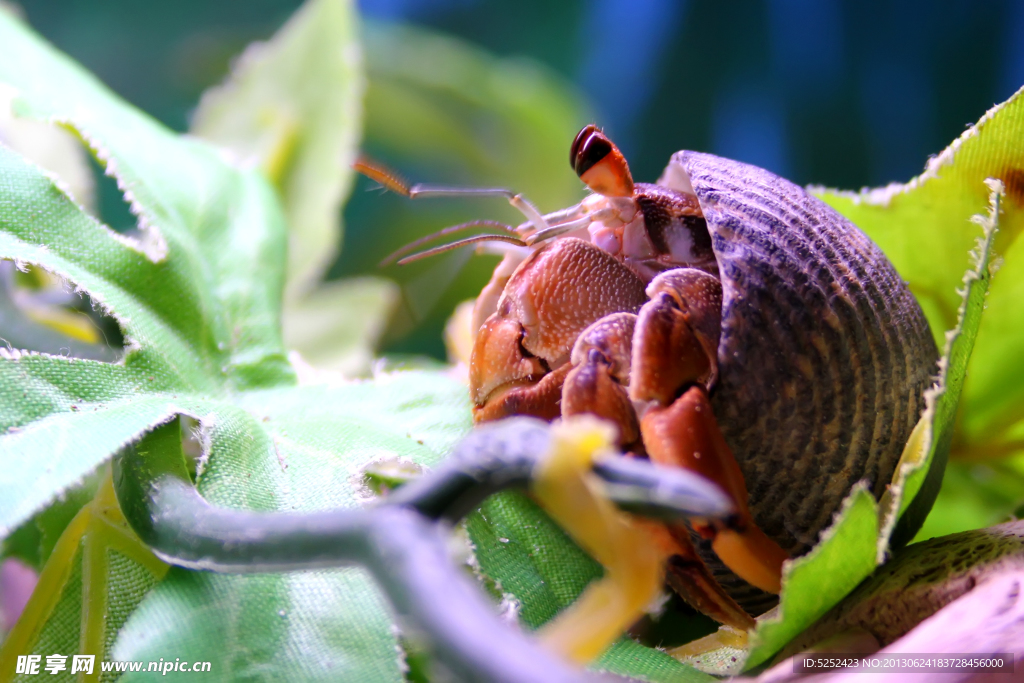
657,151,938,609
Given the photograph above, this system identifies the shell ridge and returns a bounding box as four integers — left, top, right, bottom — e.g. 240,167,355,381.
672,151,935,559
708,210,852,550
702,190,871,540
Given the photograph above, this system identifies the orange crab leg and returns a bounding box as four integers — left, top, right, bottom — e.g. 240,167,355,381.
641,520,756,630
642,388,788,594
631,270,788,595
562,351,640,450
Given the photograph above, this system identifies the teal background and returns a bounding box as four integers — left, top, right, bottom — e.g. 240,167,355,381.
17,0,1024,357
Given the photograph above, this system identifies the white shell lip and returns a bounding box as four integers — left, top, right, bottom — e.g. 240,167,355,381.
655,156,696,195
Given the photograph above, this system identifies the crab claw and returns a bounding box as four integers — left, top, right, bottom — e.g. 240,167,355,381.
470,238,648,423
562,313,641,450
630,268,722,403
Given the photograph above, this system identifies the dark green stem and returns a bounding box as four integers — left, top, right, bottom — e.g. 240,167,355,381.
113,417,730,683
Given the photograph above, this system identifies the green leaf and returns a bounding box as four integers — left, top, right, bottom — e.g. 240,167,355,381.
767,518,1024,661
191,0,390,377
106,413,462,683
593,640,716,683
0,471,169,681
466,492,599,629
191,0,364,303
814,88,1024,464
115,568,399,682
0,6,472,680
880,182,1002,550
1,469,101,570
465,495,710,681
0,32,293,394
743,486,879,671
0,84,94,213
282,276,398,377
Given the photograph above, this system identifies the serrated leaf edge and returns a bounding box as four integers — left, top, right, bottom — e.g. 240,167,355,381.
875,179,1003,560
807,85,1024,207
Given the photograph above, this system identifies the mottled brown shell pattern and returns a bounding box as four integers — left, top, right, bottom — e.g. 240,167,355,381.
657,152,939,566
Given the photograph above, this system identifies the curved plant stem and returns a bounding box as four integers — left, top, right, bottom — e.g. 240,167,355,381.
112,416,732,683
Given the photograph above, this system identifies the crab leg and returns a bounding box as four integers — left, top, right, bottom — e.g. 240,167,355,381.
640,520,756,630
632,269,789,595
558,283,767,628
641,388,789,594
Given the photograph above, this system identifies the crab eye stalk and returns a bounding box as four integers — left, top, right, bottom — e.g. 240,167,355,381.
570,124,634,197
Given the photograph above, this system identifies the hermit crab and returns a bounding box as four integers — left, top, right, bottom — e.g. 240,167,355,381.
356,126,939,628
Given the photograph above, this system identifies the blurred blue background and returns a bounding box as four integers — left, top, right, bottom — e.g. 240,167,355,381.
17,0,1024,357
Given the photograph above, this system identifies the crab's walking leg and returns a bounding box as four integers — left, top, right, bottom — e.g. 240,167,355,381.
559,280,764,628
641,388,788,594
638,520,756,630
632,269,789,596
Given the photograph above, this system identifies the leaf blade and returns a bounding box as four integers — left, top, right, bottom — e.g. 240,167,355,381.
192,0,365,303
0,12,294,389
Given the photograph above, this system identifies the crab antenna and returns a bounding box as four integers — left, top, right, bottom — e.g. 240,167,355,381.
353,156,415,195
525,215,596,246
353,156,550,234
380,220,518,267
396,234,527,265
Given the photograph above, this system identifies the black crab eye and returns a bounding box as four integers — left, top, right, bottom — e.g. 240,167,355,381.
570,125,613,178
570,125,595,170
